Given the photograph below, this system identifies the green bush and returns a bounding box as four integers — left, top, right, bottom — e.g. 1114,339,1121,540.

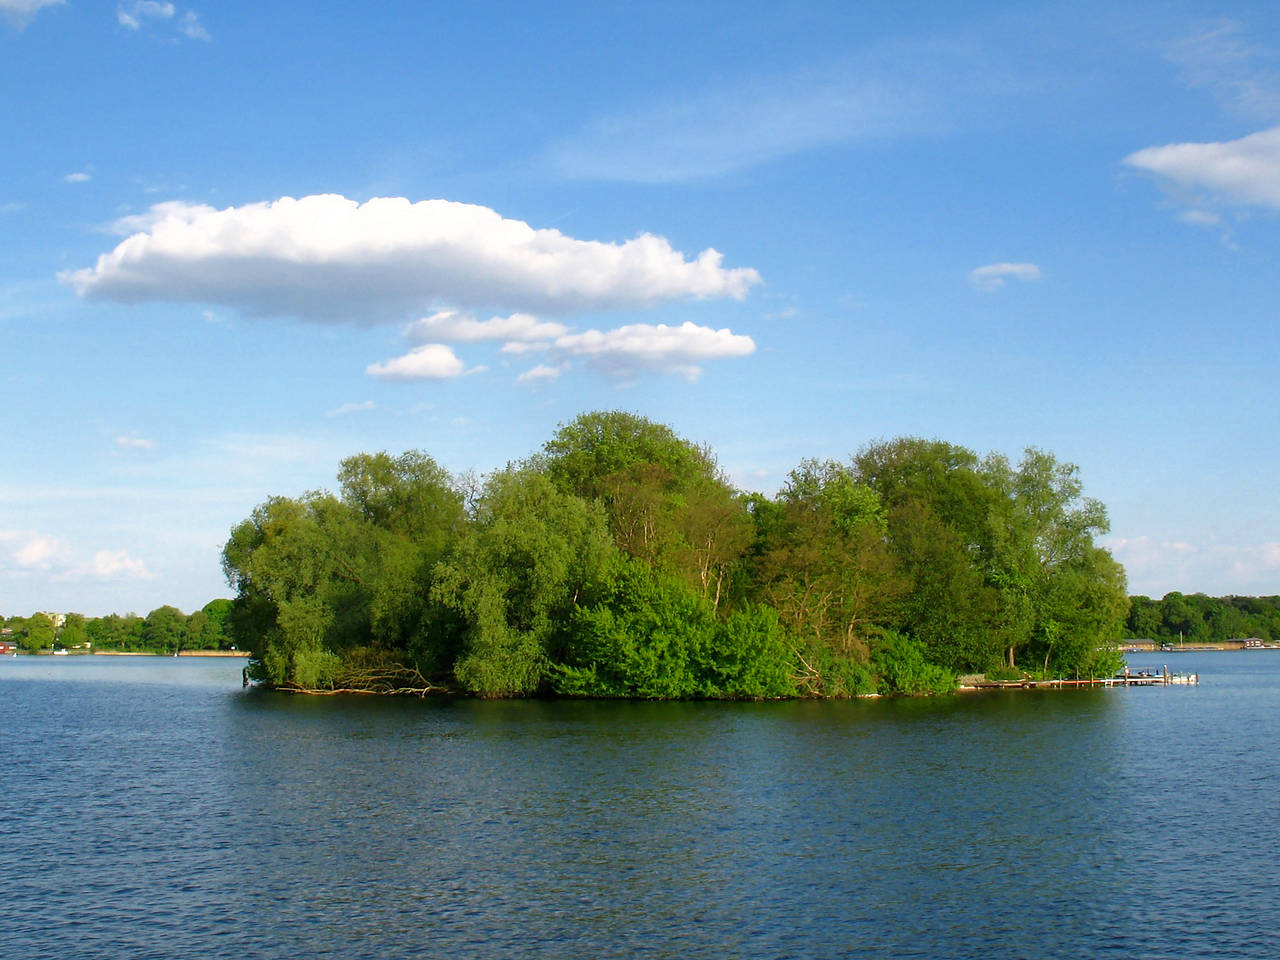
791,640,877,698
983,662,1024,682
870,631,955,695
550,560,795,699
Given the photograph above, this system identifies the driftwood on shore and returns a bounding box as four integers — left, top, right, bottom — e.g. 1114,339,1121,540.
265,663,450,697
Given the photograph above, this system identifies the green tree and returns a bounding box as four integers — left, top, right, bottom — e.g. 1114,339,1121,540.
23,613,54,652
143,605,188,654
886,499,1001,671
542,410,720,502
223,450,467,687
337,450,464,547
753,459,903,653
60,612,89,648
431,467,618,696
185,609,218,650
552,559,794,699
200,599,235,648
981,448,1121,671
1126,596,1162,639
1034,547,1128,677
86,613,145,650
852,438,1125,676
870,631,955,695
542,410,751,606
1159,592,1207,642
223,493,379,686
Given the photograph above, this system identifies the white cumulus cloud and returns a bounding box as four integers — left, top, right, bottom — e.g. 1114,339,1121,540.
63,194,760,321
79,549,152,581
407,310,568,344
0,530,151,582
0,0,64,29
1,530,68,570
552,321,756,382
969,262,1042,292
1125,125,1280,211
366,344,466,381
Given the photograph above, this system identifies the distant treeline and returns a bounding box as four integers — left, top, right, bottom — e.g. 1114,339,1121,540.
1,601,235,654
221,411,1129,698
1126,593,1280,643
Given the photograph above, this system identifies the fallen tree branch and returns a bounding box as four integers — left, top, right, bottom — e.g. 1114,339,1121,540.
272,662,453,697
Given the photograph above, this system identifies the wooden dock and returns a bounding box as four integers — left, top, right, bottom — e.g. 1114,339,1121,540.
970,666,1198,690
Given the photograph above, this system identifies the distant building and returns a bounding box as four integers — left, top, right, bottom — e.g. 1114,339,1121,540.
0,640,17,654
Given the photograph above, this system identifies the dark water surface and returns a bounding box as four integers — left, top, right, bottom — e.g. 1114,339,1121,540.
2,652,1278,959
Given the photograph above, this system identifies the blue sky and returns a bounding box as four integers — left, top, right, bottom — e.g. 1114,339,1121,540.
3,0,1279,616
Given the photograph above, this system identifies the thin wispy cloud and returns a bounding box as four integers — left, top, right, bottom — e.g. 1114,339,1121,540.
117,2,209,41
1107,535,1280,598
115,434,156,450
546,36,998,183
324,400,376,418
117,1,174,30
969,262,1042,292
1178,209,1223,227
65,195,760,320
1167,20,1280,120
407,310,568,344
515,363,565,385
176,9,208,40
64,171,92,184
0,0,64,30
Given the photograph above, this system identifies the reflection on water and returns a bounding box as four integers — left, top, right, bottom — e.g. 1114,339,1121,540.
1,652,1276,958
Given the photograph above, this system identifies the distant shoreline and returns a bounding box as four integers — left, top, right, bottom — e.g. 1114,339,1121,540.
91,650,248,658
1122,641,1278,652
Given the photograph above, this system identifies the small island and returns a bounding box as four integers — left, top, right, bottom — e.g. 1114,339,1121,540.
212,410,1131,698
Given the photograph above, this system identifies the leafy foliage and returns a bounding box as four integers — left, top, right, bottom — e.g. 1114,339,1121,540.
1126,592,1280,643
869,632,955,695
551,560,793,698
214,413,1129,698
431,467,618,696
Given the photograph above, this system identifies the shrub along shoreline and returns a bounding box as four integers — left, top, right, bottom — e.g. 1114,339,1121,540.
221,411,1129,699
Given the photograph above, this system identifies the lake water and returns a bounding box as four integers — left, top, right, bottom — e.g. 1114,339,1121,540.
2,651,1277,959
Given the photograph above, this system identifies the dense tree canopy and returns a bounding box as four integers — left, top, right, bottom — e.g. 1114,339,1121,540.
0,604,234,655
1126,592,1280,643
23,613,55,652
218,411,1131,697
